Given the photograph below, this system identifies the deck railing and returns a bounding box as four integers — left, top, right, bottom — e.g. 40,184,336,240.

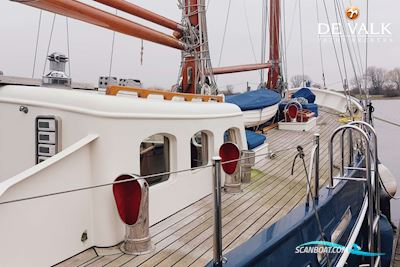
329,122,381,267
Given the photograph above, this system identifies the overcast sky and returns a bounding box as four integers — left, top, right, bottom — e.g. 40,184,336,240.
0,0,399,92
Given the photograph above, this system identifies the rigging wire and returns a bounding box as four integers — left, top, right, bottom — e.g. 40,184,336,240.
321,0,346,90
315,0,326,88
65,17,71,77
364,0,370,100
335,0,363,91
333,0,367,116
108,9,118,79
281,0,289,88
260,0,268,85
32,11,43,78
217,0,232,68
298,0,305,86
42,13,57,76
374,116,400,128
285,0,299,48
242,0,257,63
341,0,364,80
333,0,350,90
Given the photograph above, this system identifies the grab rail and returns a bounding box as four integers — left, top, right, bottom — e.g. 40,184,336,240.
313,134,320,200
329,122,381,267
0,134,99,198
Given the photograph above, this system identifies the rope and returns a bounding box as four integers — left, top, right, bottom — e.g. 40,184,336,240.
32,11,42,78
0,141,314,206
42,14,57,76
108,9,118,79
242,0,257,63
217,0,232,68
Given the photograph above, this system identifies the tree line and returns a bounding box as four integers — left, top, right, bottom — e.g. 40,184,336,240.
350,67,400,97
290,67,400,98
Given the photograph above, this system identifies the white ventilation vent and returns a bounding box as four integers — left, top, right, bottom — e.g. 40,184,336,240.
36,116,61,164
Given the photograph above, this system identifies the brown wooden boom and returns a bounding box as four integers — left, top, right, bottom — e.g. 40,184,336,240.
93,0,183,33
211,63,272,75
12,0,184,50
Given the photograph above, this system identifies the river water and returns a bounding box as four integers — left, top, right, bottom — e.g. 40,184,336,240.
372,100,400,224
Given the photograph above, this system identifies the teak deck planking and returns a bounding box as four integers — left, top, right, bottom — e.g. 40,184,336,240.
56,108,347,267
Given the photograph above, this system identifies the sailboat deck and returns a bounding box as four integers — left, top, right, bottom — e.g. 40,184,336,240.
57,107,345,267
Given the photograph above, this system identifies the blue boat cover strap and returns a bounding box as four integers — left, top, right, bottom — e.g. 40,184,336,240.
225,89,281,111
246,130,266,150
291,87,316,104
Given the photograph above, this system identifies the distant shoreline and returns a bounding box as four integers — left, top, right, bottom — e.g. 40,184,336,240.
351,95,400,101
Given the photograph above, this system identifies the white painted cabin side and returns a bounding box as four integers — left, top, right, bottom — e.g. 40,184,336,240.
0,85,246,267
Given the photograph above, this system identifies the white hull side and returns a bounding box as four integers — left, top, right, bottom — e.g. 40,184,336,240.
242,103,280,128
288,87,363,114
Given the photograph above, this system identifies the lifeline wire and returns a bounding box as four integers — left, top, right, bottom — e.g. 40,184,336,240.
0,141,314,206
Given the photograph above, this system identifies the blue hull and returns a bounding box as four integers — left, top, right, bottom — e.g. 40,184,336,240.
206,165,394,267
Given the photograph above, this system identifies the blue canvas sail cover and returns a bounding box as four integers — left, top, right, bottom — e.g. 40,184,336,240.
291,87,316,103
245,130,266,149
225,89,281,111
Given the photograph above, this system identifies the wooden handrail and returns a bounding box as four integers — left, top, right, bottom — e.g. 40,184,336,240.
106,86,224,103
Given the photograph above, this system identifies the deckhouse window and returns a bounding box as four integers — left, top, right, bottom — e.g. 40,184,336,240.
140,134,170,186
191,131,209,168
224,128,238,144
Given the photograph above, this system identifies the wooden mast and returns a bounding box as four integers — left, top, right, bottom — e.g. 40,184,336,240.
180,0,200,94
14,0,273,94
267,0,281,89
